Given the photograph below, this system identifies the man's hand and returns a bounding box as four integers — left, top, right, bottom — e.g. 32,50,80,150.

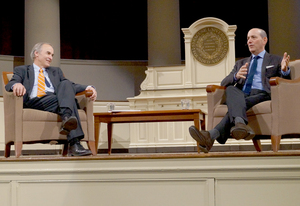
12,83,26,97
86,86,97,101
235,63,249,80
281,52,290,72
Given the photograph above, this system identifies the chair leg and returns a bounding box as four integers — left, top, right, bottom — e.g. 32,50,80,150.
252,139,262,152
5,144,11,158
271,135,281,152
88,141,97,156
62,142,68,156
15,142,23,158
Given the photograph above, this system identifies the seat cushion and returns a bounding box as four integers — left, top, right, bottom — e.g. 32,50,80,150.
213,100,271,117
23,108,87,121
21,108,89,142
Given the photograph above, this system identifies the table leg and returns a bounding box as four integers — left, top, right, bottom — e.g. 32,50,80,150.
94,117,100,154
107,123,113,155
201,113,206,131
194,118,201,153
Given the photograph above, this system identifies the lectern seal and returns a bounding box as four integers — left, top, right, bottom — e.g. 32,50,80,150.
191,27,229,65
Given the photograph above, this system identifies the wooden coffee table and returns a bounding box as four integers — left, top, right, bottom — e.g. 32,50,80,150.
93,109,205,154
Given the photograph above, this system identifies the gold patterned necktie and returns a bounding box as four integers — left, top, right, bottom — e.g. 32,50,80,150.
37,68,46,97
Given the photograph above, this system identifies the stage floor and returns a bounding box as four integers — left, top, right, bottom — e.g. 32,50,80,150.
1,150,300,162
1,150,300,206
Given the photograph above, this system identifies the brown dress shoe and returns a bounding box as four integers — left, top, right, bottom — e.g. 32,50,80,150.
230,123,255,140
60,116,78,135
189,126,214,153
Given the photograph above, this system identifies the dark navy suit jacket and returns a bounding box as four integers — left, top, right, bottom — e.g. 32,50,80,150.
221,52,291,94
5,65,87,104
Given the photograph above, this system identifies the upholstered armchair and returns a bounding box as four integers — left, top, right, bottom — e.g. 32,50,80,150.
2,72,97,157
206,59,300,152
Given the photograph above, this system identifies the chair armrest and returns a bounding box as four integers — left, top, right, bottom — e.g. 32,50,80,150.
76,90,93,97
206,85,226,93
2,90,24,143
270,76,300,136
75,90,93,110
270,76,300,86
75,90,94,141
206,85,226,130
206,85,226,106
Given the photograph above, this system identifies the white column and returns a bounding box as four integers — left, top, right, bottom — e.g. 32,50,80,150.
147,0,181,66
268,0,300,59
24,0,61,67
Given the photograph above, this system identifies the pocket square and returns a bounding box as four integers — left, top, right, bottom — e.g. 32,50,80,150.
266,65,274,69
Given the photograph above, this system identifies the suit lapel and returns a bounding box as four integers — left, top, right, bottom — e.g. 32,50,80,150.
261,52,271,80
47,67,58,90
27,65,35,94
261,52,273,92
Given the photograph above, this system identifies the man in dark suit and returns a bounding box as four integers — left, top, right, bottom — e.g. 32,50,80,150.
5,42,97,156
189,28,291,153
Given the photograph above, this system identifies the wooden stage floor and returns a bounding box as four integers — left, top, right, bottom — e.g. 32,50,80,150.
1,150,300,162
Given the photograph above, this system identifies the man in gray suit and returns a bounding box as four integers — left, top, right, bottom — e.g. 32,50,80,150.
189,28,291,153
5,42,97,156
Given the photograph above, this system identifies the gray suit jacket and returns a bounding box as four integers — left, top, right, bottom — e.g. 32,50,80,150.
221,52,291,94
5,65,87,104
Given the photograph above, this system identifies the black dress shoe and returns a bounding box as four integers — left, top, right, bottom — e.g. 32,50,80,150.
189,126,215,153
68,142,92,156
230,123,255,140
60,116,78,135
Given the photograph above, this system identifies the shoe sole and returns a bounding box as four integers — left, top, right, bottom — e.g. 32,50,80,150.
63,117,78,131
68,151,92,156
231,128,248,140
231,128,255,140
60,128,70,135
189,127,209,153
60,117,78,135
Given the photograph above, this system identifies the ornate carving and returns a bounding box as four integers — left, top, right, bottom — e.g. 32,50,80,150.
191,27,229,65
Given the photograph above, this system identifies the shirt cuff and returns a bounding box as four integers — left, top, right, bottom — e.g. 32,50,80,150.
281,67,291,76
233,72,238,81
86,85,95,90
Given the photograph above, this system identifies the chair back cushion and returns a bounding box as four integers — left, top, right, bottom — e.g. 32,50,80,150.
289,59,300,80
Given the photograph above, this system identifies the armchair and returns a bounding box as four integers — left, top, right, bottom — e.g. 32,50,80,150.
2,72,97,157
206,59,300,152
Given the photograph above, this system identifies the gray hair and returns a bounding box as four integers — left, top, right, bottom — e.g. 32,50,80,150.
258,29,267,39
30,42,52,60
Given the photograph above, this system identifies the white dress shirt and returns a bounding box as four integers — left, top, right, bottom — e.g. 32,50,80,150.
30,64,55,99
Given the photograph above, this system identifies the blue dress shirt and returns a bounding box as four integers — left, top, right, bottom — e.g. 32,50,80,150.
234,50,290,92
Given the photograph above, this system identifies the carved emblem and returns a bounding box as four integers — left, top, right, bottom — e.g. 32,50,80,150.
191,27,229,65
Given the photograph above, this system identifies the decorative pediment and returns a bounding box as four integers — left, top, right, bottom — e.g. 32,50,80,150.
182,17,237,88
139,17,237,91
